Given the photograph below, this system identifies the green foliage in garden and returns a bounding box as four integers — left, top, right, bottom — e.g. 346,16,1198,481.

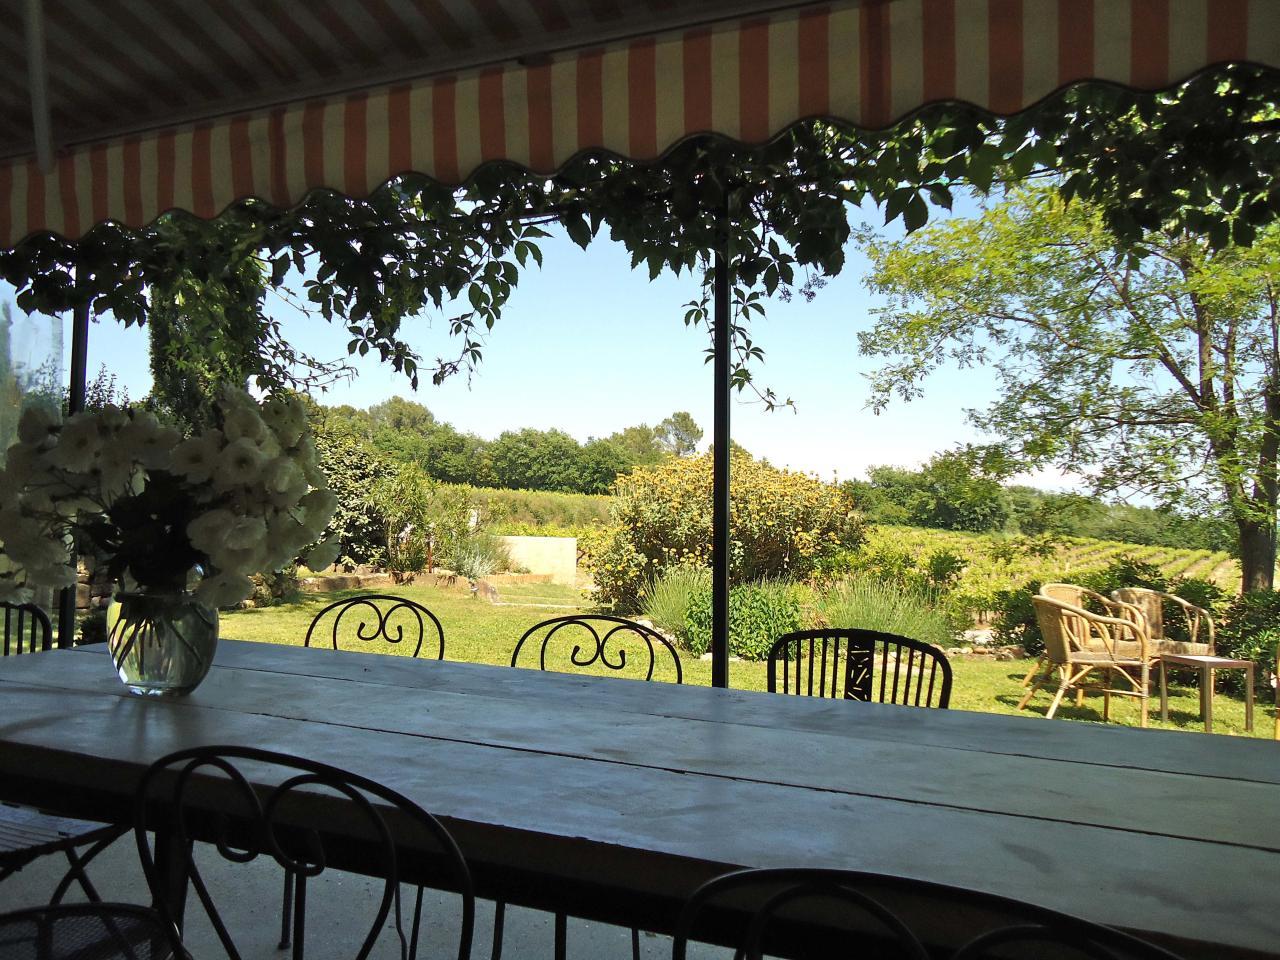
584,451,864,611
311,421,392,568
815,578,964,650
1215,591,1280,693
684,580,803,661
641,566,710,642
845,451,1009,533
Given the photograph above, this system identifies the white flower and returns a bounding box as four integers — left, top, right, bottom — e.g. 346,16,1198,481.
97,406,130,431
187,509,237,554
195,572,255,609
3,443,43,486
47,413,103,473
262,395,307,448
213,439,266,492
299,488,338,530
96,443,137,499
0,577,33,605
304,534,342,571
22,560,77,588
208,541,266,577
223,516,267,552
170,434,222,484
222,403,269,444
16,404,59,445
262,457,307,507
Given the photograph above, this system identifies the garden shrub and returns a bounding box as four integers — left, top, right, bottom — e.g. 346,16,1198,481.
815,578,964,649
584,452,863,611
1215,590,1280,693
641,565,710,644
313,427,393,567
447,532,512,581
990,579,1044,654
683,580,803,661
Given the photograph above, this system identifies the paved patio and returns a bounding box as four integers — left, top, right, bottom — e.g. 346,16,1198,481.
7,836,708,959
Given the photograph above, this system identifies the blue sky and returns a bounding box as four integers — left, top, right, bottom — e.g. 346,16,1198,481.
20,197,1075,489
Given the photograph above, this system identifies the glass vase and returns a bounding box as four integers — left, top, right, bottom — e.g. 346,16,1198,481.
107,590,219,696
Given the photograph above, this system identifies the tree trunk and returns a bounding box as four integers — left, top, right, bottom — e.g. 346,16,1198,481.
1237,517,1276,593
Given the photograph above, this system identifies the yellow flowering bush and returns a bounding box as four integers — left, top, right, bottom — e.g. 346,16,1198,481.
584,452,864,610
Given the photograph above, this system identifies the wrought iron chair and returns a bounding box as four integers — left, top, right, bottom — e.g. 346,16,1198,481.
1020,595,1150,726
292,595,447,947
133,745,475,960
499,615,682,960
509,614,683,683
766,629,952,708
672,867,1186,959
303,594,445,660
0,901,178,960
1,602,127,906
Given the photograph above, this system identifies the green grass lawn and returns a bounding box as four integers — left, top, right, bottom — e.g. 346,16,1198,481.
224,581,1278,740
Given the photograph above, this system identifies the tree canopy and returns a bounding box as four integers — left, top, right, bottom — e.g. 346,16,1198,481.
860,185,1280,589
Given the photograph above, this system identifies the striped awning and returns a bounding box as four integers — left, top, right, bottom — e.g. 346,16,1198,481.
1,0,1277,248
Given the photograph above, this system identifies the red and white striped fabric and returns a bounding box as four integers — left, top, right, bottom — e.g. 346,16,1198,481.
1,0,1276,247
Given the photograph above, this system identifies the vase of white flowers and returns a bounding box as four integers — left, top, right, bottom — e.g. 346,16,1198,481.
0,386,341,696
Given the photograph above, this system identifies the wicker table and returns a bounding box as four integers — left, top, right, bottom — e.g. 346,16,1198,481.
1158,653,1254,734
0,640,1278,959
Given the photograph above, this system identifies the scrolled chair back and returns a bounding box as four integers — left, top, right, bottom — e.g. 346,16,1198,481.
133,745,474,960
672,867,1186,960
510,615,683,683
303,594,444,659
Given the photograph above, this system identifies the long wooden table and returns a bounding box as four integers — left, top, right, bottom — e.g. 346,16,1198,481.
0,640,1277,958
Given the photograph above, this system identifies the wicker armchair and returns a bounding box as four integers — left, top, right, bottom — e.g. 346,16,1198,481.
1020,583,1145,689
1019,595,1150,726
1111,587,1215,657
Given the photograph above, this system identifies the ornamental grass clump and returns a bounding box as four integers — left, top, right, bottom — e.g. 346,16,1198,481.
816,578,962,649
0,387,339,609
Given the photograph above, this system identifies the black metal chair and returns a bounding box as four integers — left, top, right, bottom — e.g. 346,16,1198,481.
1,601,53,656
133,745,475,960
498,615,682,960
1,602,127,906
303,594,445,660
509,614,683,683
0,902,178,960
672,867,1186,960
767,628,952,708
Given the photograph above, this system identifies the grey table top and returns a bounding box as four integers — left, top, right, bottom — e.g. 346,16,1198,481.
0,639,1276,958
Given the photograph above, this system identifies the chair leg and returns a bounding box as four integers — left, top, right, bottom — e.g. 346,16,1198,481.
51,834,117,905
490,902,505,960
554,912,567,960
1045,672,1071,719
1020,656,1046,687
1016,671,1050,710
632,925,641,960
279,871,293,950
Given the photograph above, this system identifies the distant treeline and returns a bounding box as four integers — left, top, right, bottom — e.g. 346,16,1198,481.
314,396,702,495
842,452,1233,554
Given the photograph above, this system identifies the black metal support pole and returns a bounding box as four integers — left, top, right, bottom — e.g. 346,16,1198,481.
711,195,731,689
56,296,90,647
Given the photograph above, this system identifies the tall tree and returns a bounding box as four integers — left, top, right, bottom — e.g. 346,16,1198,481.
655,411,703,457
860,187,1280,590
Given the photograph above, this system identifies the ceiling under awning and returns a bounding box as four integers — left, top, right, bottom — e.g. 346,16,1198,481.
0,0,1276,248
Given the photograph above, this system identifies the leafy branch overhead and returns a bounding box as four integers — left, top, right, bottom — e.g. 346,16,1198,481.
0,65,1275,402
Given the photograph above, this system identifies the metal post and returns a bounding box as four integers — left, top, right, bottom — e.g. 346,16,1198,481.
711,194,732,688
56,297,90,647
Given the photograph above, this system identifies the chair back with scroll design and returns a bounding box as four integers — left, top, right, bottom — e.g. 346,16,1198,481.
303,594,444,659
1,601,52,656
510,615,683,683
767,629,951,708
134,746,474,960
672,867,1185,960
